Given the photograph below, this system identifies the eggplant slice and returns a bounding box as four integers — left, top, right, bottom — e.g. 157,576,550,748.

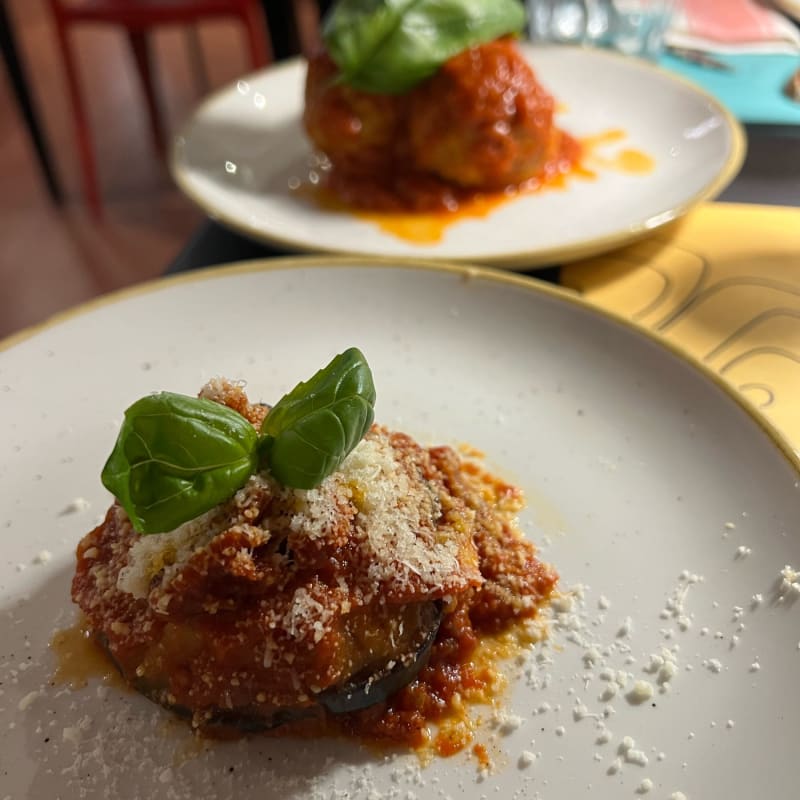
318,601,442,714
97,601,442,732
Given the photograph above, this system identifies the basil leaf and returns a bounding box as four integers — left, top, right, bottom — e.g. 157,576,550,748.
101,392,259,534
323,0,527,94
261,348,376,489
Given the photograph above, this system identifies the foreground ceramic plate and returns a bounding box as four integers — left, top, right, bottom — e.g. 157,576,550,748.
171,45,745,268
1,258,798,799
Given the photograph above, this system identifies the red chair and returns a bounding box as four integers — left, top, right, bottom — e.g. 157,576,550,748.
47,0,274,217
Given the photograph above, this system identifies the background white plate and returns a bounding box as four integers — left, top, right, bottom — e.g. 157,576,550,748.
2,259,798,799
171,46,745,268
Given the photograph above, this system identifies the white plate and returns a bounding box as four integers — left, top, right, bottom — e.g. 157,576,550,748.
2,258,798,799
171,46,746,268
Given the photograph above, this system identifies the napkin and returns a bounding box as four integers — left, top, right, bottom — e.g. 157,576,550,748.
560,203,800,455
666,0,800,54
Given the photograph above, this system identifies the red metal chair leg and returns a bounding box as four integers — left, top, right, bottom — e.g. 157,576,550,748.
291,0,322,57
127,30,166,158
184,26,210,97
52,16,102,217
239,3,273,69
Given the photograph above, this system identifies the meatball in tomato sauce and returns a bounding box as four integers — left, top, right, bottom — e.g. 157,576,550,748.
408,38,558,189
302,38,572,211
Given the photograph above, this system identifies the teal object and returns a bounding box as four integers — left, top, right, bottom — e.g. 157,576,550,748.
658,52,800,125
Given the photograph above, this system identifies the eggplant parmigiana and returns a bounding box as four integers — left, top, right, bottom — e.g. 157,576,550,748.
73,365,556,750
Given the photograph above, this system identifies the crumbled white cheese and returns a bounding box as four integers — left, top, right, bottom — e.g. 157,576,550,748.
637,778,653,794
59,497,91,515
599,684,618,702
658,660,677,686
17,690,40,711
617,617,633,637
781,565,798,583
33,550,51,565
493,710,524,734
551,594,574,614
596,730,613,745
518,751,537,768
583,646,601,666
117,429,459,602
626,749,649,767
573,703,590,722
626,680,654,705
735,545,751,558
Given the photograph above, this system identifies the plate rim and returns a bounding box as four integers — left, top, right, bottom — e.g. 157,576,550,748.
3,255,796,477
168,46,747,269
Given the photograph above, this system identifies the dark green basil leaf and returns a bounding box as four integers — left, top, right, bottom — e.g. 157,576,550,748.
101,392,259,534
323,0,527,94
261,347,376,489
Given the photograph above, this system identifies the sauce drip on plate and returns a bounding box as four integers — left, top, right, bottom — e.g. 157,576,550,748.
50,617,124,690
302,128,653,245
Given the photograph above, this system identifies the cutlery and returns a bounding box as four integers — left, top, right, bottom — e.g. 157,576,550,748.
666,45,734,71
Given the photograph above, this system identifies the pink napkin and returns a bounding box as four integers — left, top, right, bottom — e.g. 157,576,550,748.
667,0,800,53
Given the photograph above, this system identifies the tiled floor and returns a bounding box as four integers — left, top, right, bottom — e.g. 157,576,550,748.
0,0,261,339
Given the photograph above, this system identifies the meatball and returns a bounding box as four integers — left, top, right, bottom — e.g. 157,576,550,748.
407,38,558,189
302,40,567,211
303,51,407,174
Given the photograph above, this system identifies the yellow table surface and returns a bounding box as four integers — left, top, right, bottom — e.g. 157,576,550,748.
561,202,800,455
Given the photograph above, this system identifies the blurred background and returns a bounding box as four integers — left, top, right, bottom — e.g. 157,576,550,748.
0,0,331,339
2,1,799,341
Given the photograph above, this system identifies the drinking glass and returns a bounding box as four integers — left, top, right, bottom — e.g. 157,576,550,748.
527,0,677,59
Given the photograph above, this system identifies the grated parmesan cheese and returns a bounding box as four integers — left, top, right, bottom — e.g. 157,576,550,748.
117,429,470,605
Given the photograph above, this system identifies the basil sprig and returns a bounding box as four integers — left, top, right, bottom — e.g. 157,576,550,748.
101,348,375,534
101,393,260,535
261,347,376,490
322,0,527,94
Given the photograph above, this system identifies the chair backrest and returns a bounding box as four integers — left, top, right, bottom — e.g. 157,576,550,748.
291,0,322,55
47,0,320,49
47,0,274,15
